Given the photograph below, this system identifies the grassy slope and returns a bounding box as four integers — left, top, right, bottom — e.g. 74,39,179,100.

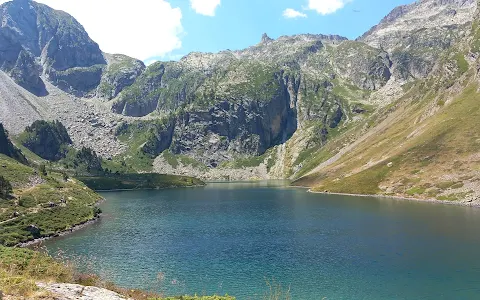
294,64,480,201
78,173,204,191
0,154,102,246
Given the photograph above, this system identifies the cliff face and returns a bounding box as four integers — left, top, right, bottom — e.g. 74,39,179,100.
0,0,106,95
109,33,394,166
359,0,477,80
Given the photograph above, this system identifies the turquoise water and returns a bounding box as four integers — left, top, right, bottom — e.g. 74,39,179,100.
45,182,480,299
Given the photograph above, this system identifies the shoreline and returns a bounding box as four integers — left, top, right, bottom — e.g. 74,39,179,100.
15,183,479,248
15,198,106,248
93,184,206,192
305,189,480,208
16,214,102,248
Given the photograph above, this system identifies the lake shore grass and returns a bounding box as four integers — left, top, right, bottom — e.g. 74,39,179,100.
0,245,236,300
77,173,205,191
16,214,102,248
305,188,480,207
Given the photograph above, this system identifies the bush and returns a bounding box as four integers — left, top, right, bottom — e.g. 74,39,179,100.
19,120,72,161
38,164,47,176
0,175,12,199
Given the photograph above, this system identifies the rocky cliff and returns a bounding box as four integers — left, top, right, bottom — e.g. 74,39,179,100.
0,0,106,95
0,0,479,186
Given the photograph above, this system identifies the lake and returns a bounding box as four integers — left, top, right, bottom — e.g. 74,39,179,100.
44,182,480,299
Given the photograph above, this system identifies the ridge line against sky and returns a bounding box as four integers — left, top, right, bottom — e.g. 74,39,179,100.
0,0,415,63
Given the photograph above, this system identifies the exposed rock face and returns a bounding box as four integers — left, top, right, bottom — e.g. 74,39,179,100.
97,54,146,100
359,0,477,80
9,49,46,95
261,33,273,43
360,0,476,51
0,0,106,95
139,70,297,166
331,41,392,90
174,91,296,166
37,283,132,300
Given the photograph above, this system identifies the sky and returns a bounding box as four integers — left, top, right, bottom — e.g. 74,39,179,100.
0,0,415,63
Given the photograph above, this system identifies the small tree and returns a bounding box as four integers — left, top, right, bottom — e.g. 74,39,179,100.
38,164,47,176
0,175,13,199
62,172,69,182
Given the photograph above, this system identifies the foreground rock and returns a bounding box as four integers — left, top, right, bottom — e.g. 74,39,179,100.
37,283,132,300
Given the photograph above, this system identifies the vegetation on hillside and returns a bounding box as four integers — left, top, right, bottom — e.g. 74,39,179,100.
0,154,102,246
0,246,74,297
18,120,72,161
294,47,480,201
63,146,105,175
0,123,27,164
0,175,13,199
78,173,204,191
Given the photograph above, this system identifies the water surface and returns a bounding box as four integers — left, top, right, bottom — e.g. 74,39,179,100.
45,182,480,299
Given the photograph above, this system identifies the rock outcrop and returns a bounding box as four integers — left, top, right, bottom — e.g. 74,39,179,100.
37,283,132,300
97,54,146,100
0,0,107,96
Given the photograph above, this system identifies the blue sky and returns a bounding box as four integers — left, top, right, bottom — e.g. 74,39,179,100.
167,0,414,60
1,0,415,62
164,0,414,58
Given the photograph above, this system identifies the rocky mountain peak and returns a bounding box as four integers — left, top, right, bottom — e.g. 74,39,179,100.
261,33,273,43
0,0,106,96
359,0,477,50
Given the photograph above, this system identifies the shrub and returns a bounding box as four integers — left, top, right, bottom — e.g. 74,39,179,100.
0,175,12,199
38,164,47,176
19,120,72,161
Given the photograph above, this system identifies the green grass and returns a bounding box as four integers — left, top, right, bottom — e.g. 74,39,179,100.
454,53,468,75
436,192,472,201
406,186,426,196
0,155,102,246
293,147,333,180
312,160,395,195
222,149,275,169
435,181,461,190
0,154,36,185
162,151,207,170
163,150,179,168
77,173,204,191
1,246,235,300
298,65,480,199
0,246,74,297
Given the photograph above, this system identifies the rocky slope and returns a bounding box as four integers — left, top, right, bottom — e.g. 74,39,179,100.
0,0,479,191
294,0,480,204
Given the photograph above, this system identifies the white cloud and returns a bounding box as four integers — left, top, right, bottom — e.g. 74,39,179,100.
283,8,307,19
308,0,351,15
190,0,221,16
0,0,183,62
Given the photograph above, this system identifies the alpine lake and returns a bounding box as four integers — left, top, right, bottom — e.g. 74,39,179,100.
44,181,480,299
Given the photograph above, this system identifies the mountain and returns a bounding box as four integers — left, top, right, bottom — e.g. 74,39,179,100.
294,0,480,203
0,0,479,203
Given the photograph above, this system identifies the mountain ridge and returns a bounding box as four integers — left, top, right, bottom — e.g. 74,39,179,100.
1,0,479,198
